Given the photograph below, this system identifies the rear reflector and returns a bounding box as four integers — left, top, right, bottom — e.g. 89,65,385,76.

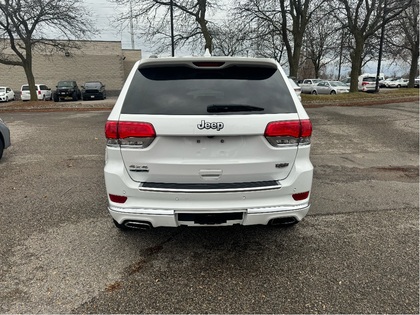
292,191,310,201
109,194,127,203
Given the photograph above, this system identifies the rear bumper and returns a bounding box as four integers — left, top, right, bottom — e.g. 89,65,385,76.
83,93,104,99
108,203,310,227
105,143,313,228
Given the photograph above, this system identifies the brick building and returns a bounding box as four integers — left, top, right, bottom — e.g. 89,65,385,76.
0,40,142,96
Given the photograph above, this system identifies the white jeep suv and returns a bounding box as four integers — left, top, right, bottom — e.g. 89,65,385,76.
104,56,313,229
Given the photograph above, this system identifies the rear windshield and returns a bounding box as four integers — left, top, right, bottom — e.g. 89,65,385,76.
85,82,101,88
363,77,376,82
58,81,74,87
21,86,30,91
121,64,297,115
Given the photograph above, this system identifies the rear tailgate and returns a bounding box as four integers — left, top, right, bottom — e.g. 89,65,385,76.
118,114,300,186
109,58,305,190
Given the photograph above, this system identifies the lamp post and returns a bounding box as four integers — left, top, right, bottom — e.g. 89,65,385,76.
375,0,387,92
170,0,175,56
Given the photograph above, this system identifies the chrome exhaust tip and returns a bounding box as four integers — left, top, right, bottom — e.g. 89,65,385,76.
269,217,298,226
124,221,152,230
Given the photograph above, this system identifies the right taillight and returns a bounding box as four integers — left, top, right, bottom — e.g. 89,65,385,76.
105,121,156,148
264,120,312,147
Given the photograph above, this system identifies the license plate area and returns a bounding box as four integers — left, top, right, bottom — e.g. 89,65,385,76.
177,212,243,225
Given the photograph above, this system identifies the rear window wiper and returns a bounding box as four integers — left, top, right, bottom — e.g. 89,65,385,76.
207,104,264,113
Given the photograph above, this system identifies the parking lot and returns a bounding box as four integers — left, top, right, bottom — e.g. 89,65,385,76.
0,102,418,313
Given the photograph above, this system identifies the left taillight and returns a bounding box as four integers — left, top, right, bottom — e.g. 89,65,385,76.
264,120,312,147
105,121,156,148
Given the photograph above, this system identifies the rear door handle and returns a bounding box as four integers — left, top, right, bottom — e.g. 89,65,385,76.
199,169,223,180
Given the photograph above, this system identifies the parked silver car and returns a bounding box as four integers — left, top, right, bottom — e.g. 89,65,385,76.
0,117,11,159
311,81,350,95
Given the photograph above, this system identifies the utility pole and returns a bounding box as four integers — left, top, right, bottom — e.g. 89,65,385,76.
170,0,175,56
129,0,135,49
375,0,387,92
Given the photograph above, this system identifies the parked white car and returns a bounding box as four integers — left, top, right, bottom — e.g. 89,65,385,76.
20,84,52,101
387,78,409,88
288,78,302,101
359,76,378,92
0,87,15,102
311,81,350,95
104,55,313,230
383,78,396,87
299,79,323,94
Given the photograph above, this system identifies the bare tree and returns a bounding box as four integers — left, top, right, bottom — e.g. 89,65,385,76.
0,0,96,101
212,21,252,56
113,0,220,55
334,0,413,92
302,12,342,78
388,1,419,87
235,0,327,77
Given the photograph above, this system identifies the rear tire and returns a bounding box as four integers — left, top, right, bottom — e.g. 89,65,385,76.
311,90,317,95
0,137,4,160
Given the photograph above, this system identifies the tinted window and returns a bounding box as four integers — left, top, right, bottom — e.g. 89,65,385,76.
22,85,29,91
364,77,376,82
85,82,102,88
121,64,297,115
58,81,74,87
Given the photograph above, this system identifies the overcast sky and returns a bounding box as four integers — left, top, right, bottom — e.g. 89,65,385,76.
84,0,407,76
85,0,143,50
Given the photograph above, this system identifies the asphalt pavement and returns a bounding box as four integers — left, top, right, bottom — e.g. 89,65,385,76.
0,102,418,313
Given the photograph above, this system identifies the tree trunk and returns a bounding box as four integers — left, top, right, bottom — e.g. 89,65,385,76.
408,45,419,88
289,43,302,78
349,37,365,92
23,48,37,101
198,18,212,53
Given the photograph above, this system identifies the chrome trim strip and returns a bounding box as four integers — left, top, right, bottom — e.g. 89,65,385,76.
247,204,310,214
109,206,174,215
138,184,281,193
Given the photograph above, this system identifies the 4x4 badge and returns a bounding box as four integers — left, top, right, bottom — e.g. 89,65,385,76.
197,120,224,131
